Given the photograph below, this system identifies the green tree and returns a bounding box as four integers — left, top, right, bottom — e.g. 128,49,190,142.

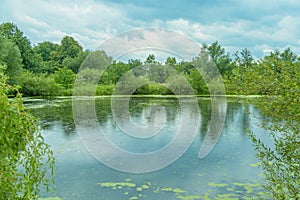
0,66,55,199
240,48,254,67
201,41,232,75
175,61,194,75
54,67,76,89
234,48,254,68
17,71,63,96
81,50,112,70
128,59,142,69
128,59,145,77
76,68,102,85
0,22,40,72
148,63,171,83
105,61,131,84
165,57,177,66
0,36,22,83
33,41,60,74
51,36,83,65
228,48,300,198
145,54,157,64
62,51,89,73
187,68,208,94
33,41,59,62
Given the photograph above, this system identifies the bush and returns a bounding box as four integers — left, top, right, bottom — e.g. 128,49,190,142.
135,83,173,95
0,67,55,199
96,84,114,95
16,71,63,96
54,67,76,89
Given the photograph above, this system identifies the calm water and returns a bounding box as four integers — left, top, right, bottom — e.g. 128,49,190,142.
24,96,269,200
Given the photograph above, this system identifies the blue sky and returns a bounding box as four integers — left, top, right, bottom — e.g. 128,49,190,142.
1,0,300,59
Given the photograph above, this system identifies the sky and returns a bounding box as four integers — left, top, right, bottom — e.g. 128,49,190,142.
1,0,300,60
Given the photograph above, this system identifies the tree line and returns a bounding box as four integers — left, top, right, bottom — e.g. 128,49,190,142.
1,22,299,98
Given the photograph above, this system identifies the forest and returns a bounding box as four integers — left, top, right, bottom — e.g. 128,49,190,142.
0,22,299,199
1,22,298,97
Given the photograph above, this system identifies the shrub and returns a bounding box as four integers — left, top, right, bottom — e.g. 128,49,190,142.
16,71,63,96
0,66,55,199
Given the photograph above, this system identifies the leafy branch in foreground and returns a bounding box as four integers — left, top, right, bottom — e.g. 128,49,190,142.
0,65,55,200
229,48,300,199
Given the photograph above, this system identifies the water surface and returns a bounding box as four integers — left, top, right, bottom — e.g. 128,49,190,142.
25,96,269,200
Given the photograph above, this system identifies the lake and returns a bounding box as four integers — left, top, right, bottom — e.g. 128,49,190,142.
24,96,270,200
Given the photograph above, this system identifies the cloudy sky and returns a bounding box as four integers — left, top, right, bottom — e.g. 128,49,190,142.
1,0,300,60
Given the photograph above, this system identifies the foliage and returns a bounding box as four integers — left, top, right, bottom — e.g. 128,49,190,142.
165,57,177,65
229,48,300,198
96,84,115,95
51,36,83,65
0,22,40,72
17,71,63,96
72,84,115,96
54,67,76,89
145,54,157,64
187,68,209,94
33,41,59,62
0,36,22,84
62,51,89,73
0,66,55,199
201,41,232,75
76,67,102,85
80,50,112,70
234,48,254,68
135,83,173,95
33,41,60,74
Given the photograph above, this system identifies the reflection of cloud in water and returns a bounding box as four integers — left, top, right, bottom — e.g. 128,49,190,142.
112,99,167,139
74,97,200,173
199,99,227,159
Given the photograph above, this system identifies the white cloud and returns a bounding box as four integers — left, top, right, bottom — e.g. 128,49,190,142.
271,16,300,42
22,16,51,29
99,28,202,61
7,0,129,49
2,0,300,58
152,19,214,42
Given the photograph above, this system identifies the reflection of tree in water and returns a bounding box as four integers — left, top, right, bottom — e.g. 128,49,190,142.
198,98,211,138
26,97,254,141
198,98,252,141
128,97,180,122
106,97,182,131
25,98,76,135
224,99,251,135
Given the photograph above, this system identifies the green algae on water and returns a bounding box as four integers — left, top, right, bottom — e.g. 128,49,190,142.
208,182,228,187
98,181,136,189
38,197,63,200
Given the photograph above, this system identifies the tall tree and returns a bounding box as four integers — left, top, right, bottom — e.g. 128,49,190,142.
165,57,177,66
240,48,254,67
33,41,59,62
0,22,40,72
128,59,142,69
62,50,89,73
51,36,83,65
145,54,156,64
0,37,22,83
128,59,144,76
201,41,232,75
